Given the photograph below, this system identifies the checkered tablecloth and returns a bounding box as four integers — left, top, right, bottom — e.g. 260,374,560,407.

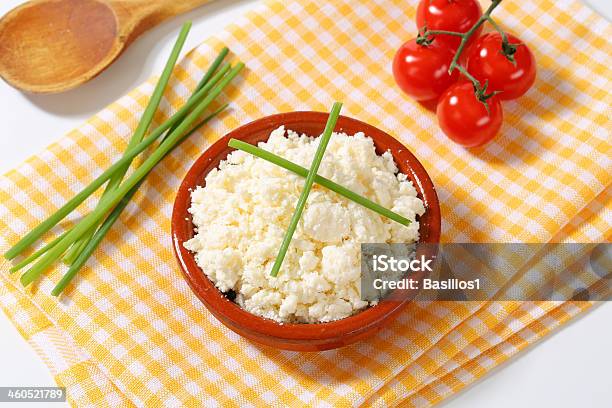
1,0,610,406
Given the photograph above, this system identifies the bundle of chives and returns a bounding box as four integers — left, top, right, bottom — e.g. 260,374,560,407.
51,104,228,296
63,22,193,265
19,63,244,287
4,60,231,261
5,23,244,294
63,42,230,266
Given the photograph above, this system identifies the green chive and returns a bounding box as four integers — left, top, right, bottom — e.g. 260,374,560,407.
108,21,192,192
20,63,244,286
194,47,230,93
51,104,229,296
4,62,232,261
270,102,342,277
9,231,68,273
163,49,230,142
228,139,411,226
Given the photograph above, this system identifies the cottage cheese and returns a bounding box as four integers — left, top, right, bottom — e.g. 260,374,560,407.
184,126,425,323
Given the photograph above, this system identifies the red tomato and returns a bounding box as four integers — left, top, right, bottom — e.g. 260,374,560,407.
436,82,503,147
392,39,459,102
416,0,483,50
466,32,537,100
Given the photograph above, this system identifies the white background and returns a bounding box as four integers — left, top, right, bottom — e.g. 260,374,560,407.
0,1,610,407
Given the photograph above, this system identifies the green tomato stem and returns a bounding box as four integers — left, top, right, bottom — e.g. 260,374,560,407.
455,64,480,88
485,16,508,45
420,0,503,97
448,0,503,74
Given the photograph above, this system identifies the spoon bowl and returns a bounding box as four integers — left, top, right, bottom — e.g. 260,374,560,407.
0,0,209,94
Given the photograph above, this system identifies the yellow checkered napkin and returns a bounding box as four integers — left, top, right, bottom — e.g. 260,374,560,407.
1,0,610,406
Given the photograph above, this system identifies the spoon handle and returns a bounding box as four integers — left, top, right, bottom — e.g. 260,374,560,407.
143,0,214,19
111,0,213,40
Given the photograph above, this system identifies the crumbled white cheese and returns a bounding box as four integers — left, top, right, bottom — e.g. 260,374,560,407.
184,126,425,323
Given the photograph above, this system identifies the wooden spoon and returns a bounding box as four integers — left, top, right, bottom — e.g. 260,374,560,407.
0,0,211,94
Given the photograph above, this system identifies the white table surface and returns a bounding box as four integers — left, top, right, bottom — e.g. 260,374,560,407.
0,1,610,407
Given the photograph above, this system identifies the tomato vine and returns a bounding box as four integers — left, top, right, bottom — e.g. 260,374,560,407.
417,0,513,107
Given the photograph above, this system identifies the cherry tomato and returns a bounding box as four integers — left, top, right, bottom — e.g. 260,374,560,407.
416,0,483,50
436,82,503,147
466,32,537,100
392,38,459,102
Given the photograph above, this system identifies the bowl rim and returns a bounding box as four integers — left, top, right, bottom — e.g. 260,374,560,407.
171,111,441,342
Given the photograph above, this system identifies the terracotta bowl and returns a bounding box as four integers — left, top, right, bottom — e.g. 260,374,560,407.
171,112,441,351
